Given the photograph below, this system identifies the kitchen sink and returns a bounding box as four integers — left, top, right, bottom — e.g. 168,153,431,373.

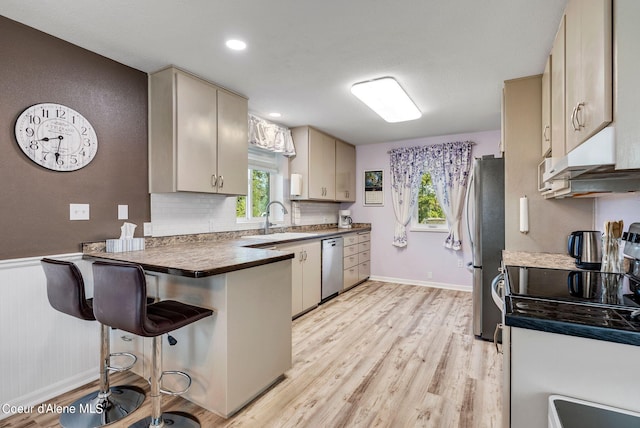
243,232,319,241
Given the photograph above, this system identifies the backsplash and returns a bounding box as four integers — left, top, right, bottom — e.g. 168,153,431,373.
150,193,340,237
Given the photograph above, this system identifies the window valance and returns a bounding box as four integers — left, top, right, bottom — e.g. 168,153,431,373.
248,114,296,156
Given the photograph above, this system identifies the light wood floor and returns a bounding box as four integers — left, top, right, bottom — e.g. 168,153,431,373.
3,281,502,428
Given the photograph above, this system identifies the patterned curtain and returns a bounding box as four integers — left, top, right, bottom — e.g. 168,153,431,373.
389,147,427,247
424,141,473,251
248,114,296,156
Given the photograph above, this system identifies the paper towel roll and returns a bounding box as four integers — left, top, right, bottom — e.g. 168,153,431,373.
290,173,302,196
519,196,529,233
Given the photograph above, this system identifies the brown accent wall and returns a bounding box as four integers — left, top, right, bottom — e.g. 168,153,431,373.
0,16,150,260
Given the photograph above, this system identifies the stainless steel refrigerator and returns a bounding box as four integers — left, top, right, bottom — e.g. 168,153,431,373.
467,155,505,341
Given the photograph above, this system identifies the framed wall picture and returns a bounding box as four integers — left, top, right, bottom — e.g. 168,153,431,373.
364,169,384,206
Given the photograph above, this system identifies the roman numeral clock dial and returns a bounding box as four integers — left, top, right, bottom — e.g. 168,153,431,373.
15,103,98,171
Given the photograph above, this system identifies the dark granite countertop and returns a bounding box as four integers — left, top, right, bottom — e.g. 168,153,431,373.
83,225,371,278
505,289,640,346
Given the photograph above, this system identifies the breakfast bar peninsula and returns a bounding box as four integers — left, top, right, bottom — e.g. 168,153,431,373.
84,238,294,418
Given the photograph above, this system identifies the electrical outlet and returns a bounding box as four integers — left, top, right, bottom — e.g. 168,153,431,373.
118,204,129,220
143,222,152,236
69,203,90,220
427,271,433,279
457,260,464,268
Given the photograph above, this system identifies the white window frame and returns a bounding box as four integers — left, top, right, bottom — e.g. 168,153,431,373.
236,146,285,225
410,171,449,233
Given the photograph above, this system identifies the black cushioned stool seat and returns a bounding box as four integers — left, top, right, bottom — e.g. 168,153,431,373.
41,258,145,428
92,260,213,428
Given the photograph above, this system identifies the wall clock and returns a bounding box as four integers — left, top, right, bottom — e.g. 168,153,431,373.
14,103,98,171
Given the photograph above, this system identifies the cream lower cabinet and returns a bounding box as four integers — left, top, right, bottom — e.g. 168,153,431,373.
274,240,321,317
149,66,248,195
343,232,370,290
507,326,640,428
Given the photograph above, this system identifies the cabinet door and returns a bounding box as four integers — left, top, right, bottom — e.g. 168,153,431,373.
565,0,612,152
308,128,335,200
290,246,304,316
301,241,321,311
217,90,248,196
175,72,218,193
551,16,566,158
541,56,551,156
335,140,356,202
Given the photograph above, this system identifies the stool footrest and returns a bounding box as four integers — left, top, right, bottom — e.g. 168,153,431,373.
148,370,192,396
108,351,137,372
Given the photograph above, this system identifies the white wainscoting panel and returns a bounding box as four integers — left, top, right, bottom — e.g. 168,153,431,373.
0,254,99,420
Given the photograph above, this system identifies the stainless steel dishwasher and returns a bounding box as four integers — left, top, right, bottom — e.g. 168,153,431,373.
321,237,343,301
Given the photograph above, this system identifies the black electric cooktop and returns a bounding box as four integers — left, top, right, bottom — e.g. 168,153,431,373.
505,265,640,309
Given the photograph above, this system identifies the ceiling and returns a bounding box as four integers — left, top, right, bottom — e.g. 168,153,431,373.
0,0,567,145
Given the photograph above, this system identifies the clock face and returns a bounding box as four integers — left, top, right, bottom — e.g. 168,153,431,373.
15,103,98,171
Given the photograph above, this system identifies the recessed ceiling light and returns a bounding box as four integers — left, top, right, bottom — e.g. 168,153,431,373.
268,112,282,118
351,77,421,123
225,39,247,51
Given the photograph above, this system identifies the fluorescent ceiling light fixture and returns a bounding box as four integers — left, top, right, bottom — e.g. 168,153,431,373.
351,77,421,123
268,112,282,118
225,39,247,50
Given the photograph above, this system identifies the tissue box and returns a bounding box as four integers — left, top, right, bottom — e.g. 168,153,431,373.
106,238,145,253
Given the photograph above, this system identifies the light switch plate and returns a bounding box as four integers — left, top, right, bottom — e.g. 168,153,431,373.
118,204,129,220
70,203,90,220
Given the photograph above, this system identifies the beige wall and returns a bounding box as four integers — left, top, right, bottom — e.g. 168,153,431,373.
503,75,593,253
0,17,150,259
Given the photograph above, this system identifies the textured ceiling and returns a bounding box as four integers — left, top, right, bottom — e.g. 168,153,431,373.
0,0,567,145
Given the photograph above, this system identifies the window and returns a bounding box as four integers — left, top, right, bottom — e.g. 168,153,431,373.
236,146,284,223
411,172,448,232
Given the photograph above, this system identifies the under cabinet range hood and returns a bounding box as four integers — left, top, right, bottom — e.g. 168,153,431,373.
544,127,615,181
542,126,640,198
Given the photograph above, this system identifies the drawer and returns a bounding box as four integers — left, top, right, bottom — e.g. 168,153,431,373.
343,266,359,289
358,251,370,264
358,261,370,281
344,234,358,246
357,232,370,243
358,241,370,253
344,254,358,269
344,244,358,257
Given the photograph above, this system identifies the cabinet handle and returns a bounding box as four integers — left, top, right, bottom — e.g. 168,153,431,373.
219,175,224,188
543,125,550,142
211,174,218,187
574,102,585,130
303,250,308,261
299,251,304,262
570,106,578,131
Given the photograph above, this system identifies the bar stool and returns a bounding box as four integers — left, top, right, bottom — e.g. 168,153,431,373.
92,260,213,428
40,258,146,427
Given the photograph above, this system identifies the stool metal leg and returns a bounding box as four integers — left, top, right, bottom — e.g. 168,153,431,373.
130,335,200,428
59,325,145,428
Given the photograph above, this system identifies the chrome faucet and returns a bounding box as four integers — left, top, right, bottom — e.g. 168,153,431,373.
263,201,288,234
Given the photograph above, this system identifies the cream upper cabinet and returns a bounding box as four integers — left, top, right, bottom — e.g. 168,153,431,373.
291,126,355,202
550,15,566,159
335,139,356,202
308,128,336,200
613,0,640,170
541,56,551,157
564,0,612,153
217,90,249,195
149,66,248,195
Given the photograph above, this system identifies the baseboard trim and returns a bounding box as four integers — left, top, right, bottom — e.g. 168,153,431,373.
370,275,471,292
0,369,97,421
